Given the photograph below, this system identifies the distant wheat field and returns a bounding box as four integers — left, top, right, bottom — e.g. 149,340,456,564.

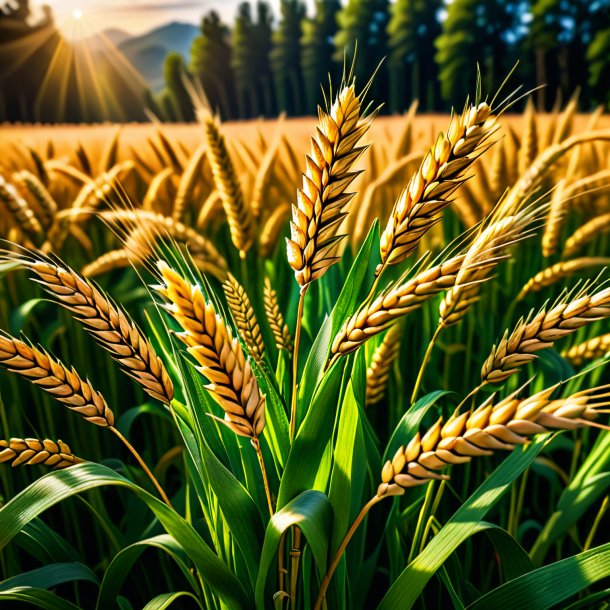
2,115,610,162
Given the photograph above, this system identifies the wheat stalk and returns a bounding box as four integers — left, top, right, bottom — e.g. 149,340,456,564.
205,117,254,258
563,333,610,366
173,143,207,222
378,102,497,270
482,286,610,384
0,333,114,426
223,273,265,364
260,205,290,259
563,213,610,258
264,277,292,352
517,258,610,301
18,254,174,405
0,437,82,469
286,82,373,289
142,167,175,212
365,323,403,407
331,255,466,358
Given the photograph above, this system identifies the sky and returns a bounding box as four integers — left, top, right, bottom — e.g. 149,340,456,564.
32,0,318,36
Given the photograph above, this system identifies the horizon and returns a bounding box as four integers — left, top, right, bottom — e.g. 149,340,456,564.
31,0,318,37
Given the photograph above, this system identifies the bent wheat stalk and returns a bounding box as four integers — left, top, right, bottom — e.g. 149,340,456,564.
314,383,609,610
156,262,273,515
563,213,610,258
0,437,82,469
365,323,403,407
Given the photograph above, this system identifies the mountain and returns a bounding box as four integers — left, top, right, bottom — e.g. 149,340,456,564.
118,22,199,93
102,28,132,47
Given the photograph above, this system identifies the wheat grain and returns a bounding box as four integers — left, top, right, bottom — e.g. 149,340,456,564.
365,323,403,407
541,178,567,257
14,170,57,229
264,277,292,352
517,258,610,300
19,255,174,405
205,117,254,258
563,213,610,258
0,437,82,469
81,249,134,277
0,333,114,426
563,333,610,366
518,99,538,177
377,383,606,496
286,82,373,289
482,286,610,384
157,262,265,439
0,175,43,242
379,102,497,269
223,273,265,364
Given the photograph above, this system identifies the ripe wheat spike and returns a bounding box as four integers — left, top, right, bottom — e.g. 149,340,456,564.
563,333,610,366
0,437,82,469
365,323,403,407
482,286,610,384
204,116,254,258
263,277,292,351
14,170,57,229
223,273,265,364
0,333,114,427
286,81,373,289
377,383,608,497
518,98,538,177
81,249,134,278
563,213,610,258
0,175,43,243
157,262,265,439
517,258,610,301
19,255,174,405
379,101,497,270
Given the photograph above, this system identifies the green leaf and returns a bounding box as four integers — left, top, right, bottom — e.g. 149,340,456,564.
97,535,197,610
0,587,81,610
0,463,250,610
255,490,333,610
142,592,202,610
377,437,549,610
0,562,98,591
466,542,610,610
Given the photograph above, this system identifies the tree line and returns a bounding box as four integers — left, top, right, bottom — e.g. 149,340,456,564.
160,0,610,122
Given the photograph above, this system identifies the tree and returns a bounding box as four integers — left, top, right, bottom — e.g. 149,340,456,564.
588,25,610,107
435,0,517,106
190,11,235,118
252,1,275,116
334,0,390,105
270,0,306,115
301,0,340,110
387,0,441,112
163,52,195,122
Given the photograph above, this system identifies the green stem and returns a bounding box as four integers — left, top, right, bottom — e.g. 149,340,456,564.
290,286,308,441
252,437,274,517
409,480,436,563
584,495,609,551
313,495,383,610
411,325,443,404
290,527,302,609
110,426,173,508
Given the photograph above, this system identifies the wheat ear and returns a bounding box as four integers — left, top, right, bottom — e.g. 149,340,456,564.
173,143,206,222
482,286,610,384
365,323,403,407
563,213,610,258
0,333,114,426
378,102,497,270
14,170,57,229
157,262,273,514
81,249,134,278
563,333,610,366
0,175,43,243
223,273,265,365
331,255,466,358
20,255,174,405
315,383,609,610
517,258,610,301
0,438,82,469
518,98,538,177
204,117,254,258
286,82,373,289
264,277,292,352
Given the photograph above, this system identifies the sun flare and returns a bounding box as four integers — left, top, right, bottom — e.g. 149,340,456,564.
72,9,82,20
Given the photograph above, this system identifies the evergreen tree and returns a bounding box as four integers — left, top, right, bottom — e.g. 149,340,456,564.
435,0,516,106
387,0,441,112
301,0,340,110
190,11,235,118
334,0,390,106
163,52,195,122
270,0,306,115
252,1,275,116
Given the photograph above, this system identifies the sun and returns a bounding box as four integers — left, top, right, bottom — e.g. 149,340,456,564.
72,8,82,20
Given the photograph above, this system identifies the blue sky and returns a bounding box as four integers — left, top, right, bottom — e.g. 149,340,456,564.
35,1,318,35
